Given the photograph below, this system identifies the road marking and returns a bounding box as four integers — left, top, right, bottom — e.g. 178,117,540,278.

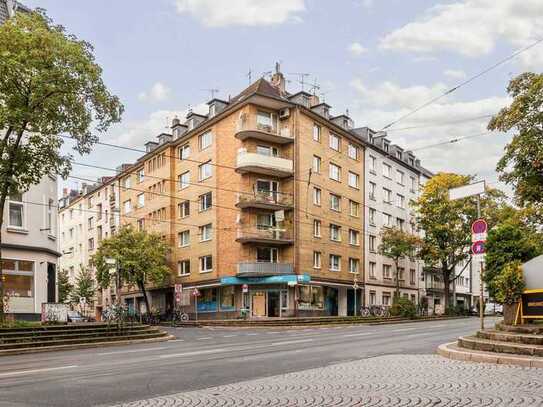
405,333,434,338
267,331,280,334
428,324,448,328
246,333,259,336
0,365,78,378
342,332,375,338
390,327,417,332
222,334,237,338
197,337,213,340
269,339,314,346
99,347,167,356
168,339,184,342
159,348,227,359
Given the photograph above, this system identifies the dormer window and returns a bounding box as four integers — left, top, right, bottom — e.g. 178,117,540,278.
188,120,194,131
209,104,216,118
409,157,414,166
384,142,389,152
396,151,402,160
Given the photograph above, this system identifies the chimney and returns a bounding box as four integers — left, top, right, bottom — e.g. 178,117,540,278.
309,94,320,107
270,62,286,95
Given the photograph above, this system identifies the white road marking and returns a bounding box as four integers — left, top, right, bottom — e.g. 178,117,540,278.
267,331,280,334
342,332,375,338
168,339,184,342
390,327,418,332
428,324,448,328
159,348,227,359
222,334,237,338
197,337,212,340
246,333,259,336
98,347,167,356
405,333,434,338
0,365,78,378
269,339,314,346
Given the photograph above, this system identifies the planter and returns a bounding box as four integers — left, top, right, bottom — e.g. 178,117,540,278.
503,302,518,325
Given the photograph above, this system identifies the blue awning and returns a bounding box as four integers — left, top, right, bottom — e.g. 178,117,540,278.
220,274,311,286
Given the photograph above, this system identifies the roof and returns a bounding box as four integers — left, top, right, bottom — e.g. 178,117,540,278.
230,78,284,104
207,98,229,105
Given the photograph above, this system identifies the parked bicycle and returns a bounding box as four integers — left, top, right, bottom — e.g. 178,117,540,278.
171,307,189,326
360,305,390,318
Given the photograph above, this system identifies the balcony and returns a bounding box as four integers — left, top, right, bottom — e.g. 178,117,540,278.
236,227,294,246
426,282,445,292
236,191,293,211
237,262,294,277
236,118,293,144
236,151,293,178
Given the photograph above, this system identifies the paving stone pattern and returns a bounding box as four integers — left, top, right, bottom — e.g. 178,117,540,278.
114,355,543,406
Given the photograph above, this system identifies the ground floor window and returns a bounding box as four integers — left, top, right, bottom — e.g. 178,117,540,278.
369,291,376,305
280,289,288,310
382,293,391,306
2,259,34,297
197,287,217,312
220,286,235,310
299,285,324,309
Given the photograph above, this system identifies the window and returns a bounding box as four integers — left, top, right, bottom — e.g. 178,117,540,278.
256,247,278,263
257,213,276,229
398,267,405,281
349,258,360,274
369,182,376,200
369,235,376,252
382,293,391,306
369,291,376,305
257,111,275,131
396,150,402,160
2,259,34,298
329,134,340,151
299,285,324,309
330,194,341,212
369,155,376,173
368,208,377,226
383,264,392,279
383,188,392,204
138,169,145,183
329,254,341,271
179,144,191,160
410,177,417,193
199,162,212,181
396,194,405,208
313,251,322,269
411,294,416,303
382,163,391,178
200,223,212,241
410,269,416,285
198,287,218,311
397,218,405,231
46,198,55,235
69,228,74,239
313,124,321,142
199,192,212,211
313,219,321,237
383,212,392,227
200,255,212,273
179,171,190,189
349,229,360,246
312,155,321,173
329,163,341,181
313,187,321,206
256,145,278,157
179,230,190,247
396,170,405,185
349,200,359,217
199,131,212,150
137,218,145,231
220,286,235,310
96,203,102,220
137,193,145,208
209,104,216,118
88,237,95,251
123,200,132,214
123,176,131,189
369,262,376,279
8,193,24,228
178,260,190,276
330,224,341,241
348,172,359,189
348,143,359,160
179,201,190,218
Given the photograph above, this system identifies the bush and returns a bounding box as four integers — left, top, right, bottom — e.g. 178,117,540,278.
390,297,417,318
494,260,525,305
445,304,470,316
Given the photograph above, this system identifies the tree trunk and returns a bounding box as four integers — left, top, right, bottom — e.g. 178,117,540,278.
394,259,400,301
442,266,451,311
138,279,151,314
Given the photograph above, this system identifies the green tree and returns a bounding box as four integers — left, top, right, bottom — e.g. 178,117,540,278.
489,72,543,222
378,227,421,299
70,267,95,305
91,226,170,313
484,219,542,298
493,261,525,305
412,172,505,309
57,269,73,304
0,11,123,320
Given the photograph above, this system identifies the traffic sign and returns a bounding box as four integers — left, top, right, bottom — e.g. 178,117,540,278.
471,219,488,234
192,288,200,297
472,240,485,255
175,283,183,294
242,284,249,293
175,293,181,304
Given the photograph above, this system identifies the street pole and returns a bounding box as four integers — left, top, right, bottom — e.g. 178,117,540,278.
477,195,484,331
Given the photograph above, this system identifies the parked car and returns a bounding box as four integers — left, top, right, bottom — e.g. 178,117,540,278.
67,310,88,323
485,302,503,315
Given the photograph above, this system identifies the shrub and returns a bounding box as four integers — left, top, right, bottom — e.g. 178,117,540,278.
494,260,525,305
390,297,417,318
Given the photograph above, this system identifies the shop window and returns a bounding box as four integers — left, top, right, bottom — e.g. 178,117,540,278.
220,286,235,310
299,285,324,310
197,287,217,312
2,259,34,297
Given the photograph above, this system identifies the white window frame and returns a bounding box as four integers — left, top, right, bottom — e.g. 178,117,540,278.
312,155,321,174
349,258,359,274
199,162,212,181
349,200,359,217
329,254,341,271
347,143,358,160
313,251,322,269
329,133,340,151
313,219,321,238
199,192,212,212
200,223,212,242
178,260,190,276
179,200,190,218
382,162,391,178
330,194,341,212
329,163,341,181
137,193,145,208
179,171,190,189
7,193,25,229
313,124,321,142
349,229,360,246
313,187,321,206
348,171,359,189
200,255,213,273
179,144,191,160
330,224,341,242
199,131,212,150
179,230,190,247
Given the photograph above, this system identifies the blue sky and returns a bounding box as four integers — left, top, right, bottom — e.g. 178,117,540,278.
24,0,543,195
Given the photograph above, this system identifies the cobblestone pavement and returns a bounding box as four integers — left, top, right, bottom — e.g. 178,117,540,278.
113,354,543,406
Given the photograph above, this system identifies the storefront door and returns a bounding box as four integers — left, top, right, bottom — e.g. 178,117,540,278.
267,290,280,317
251,291,266,317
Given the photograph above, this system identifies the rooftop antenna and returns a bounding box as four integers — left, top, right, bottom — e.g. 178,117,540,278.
288,72,310,91
262,71,272,80
165,116,170,130
247,69,252,84
346,108,350,117
308,78,320,95
202,88,219,99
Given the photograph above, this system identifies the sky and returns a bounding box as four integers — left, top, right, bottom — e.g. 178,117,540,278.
23,0,543,196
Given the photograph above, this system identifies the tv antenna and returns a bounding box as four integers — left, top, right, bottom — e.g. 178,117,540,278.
288,72,311,91
247,69,252,84
308,78,320,95
202,88,219,99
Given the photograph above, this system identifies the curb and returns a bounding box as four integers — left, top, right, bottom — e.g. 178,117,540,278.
437,341,543,368
0,334,175,357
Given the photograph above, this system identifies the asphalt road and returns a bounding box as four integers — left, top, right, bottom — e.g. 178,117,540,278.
0,317,497,407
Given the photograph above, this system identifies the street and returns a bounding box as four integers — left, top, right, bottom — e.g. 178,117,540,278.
1,317,534,407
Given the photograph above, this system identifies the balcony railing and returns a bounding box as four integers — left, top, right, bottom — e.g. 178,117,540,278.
237,191,293,210
236,150,293,178
236,117,293,144
237,262,294,277
236,227,294,245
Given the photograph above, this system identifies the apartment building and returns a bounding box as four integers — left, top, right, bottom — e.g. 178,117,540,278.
117,66,365,318
352,128,431,308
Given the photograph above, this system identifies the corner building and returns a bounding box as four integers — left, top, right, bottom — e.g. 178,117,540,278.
119,69,365,318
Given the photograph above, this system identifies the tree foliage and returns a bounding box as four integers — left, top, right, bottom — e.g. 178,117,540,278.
493,261,525,305
91,226,170,313
489,72,543,221
57,269,73,304
70,267,95,305
0,10,123,319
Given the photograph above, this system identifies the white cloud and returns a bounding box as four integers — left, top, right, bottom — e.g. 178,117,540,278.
347,42,367,57
444,69,467,80
138,82,171,103
175,0,305,27
360,0,373,9
379,0,543,68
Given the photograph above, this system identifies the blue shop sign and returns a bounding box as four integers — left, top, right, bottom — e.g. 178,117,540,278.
220,274,310,286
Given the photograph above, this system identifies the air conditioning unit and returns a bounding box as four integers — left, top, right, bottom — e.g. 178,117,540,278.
279,108,290,120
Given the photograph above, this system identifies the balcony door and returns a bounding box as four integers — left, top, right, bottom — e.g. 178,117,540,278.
256,213,277,230
256,247,278,263
256,180,279,201
256,111,277,133
256,145,279,157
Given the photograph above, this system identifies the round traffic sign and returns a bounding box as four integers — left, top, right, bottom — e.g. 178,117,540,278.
192,288,200,297
471,219,487,234
471,240,485,255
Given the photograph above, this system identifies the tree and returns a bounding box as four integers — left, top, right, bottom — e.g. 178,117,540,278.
412,172,505,309
91,226,170,313
378,227,421,299
70,267,95,306
57,269,73,304
484,218,542,298
493,261,525,305
0,11,123,320
489,72,543,222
